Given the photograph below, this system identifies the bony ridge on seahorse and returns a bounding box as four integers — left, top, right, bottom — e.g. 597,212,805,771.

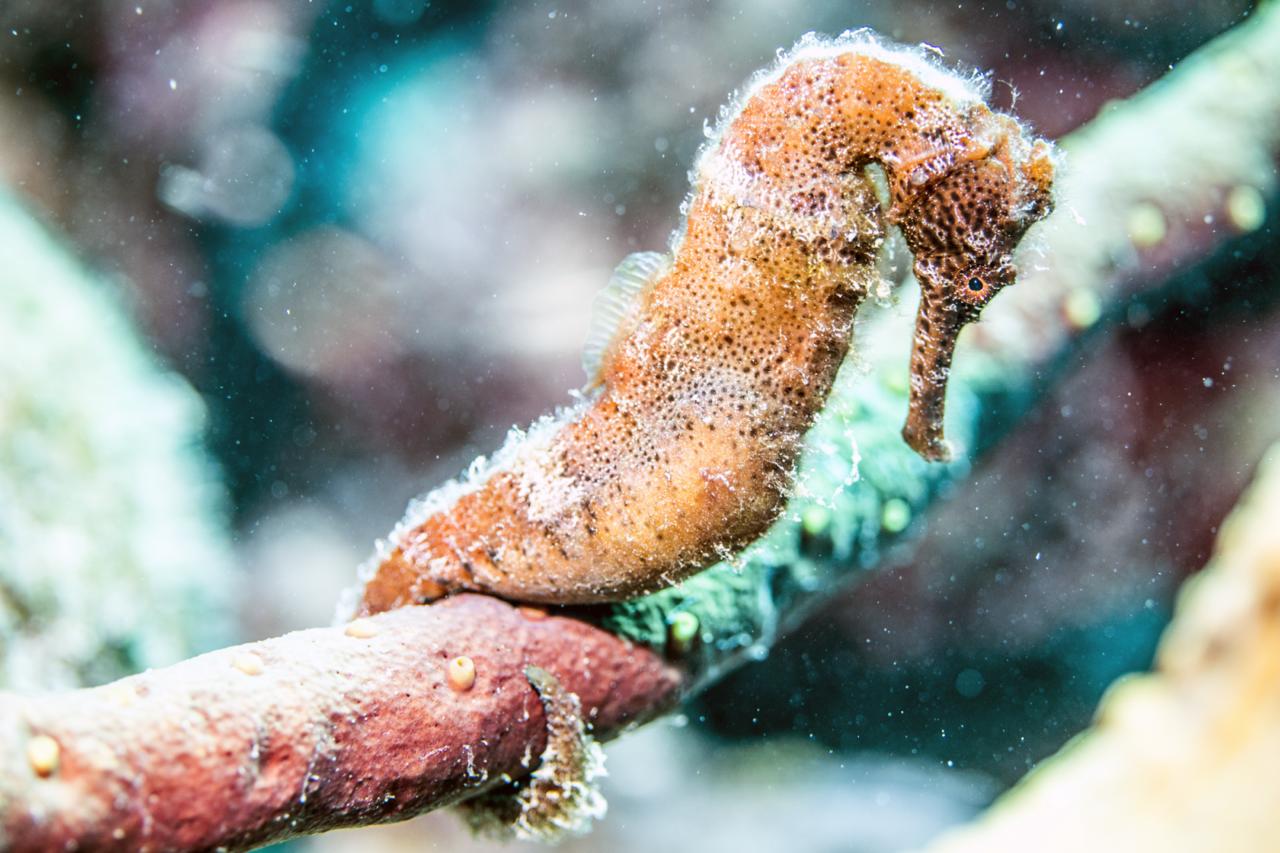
351,31,1055,613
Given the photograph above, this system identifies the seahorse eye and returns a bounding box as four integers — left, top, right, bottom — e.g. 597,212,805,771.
953,268,1001,307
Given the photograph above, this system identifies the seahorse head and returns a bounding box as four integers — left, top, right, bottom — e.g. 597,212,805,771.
896,112,1055,460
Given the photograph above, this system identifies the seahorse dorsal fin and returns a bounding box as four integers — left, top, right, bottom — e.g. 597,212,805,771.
581,250,671,387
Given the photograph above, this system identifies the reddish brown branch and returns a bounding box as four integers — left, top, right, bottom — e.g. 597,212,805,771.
0,595,683,852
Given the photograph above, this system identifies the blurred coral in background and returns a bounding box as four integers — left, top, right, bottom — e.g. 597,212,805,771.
0,193,233,689
1,1,1275,850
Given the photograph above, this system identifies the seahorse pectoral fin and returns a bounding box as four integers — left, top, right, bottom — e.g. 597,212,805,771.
581,251,672,387
901,292,970,462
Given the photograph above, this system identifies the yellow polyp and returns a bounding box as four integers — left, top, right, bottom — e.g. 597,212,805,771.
881,498,912,533
1126,202,1167,248
801,505,833,537
517,605,549,621
1226,185,1266,233
344,618,379,639
668,611,701,655
1063,288,1102,330
26,734,60,778
448,655,477,692
231,652,265,676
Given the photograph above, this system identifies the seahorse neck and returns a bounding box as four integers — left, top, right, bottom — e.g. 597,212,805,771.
696,52,987,231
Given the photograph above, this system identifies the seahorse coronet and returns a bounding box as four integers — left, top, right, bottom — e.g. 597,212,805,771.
346,31,1056,615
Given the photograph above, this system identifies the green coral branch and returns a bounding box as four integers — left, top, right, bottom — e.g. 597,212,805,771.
602,0,1280,683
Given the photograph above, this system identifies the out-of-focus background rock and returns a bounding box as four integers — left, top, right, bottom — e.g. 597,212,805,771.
0,191,234,689
0,1,1274,851
927,441,1280,853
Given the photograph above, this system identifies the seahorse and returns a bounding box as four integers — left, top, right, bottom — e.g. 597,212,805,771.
351,32,1054,613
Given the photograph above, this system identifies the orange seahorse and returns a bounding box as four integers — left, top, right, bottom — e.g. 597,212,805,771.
351,32,1055,614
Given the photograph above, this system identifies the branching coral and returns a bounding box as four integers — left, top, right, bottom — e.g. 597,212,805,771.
0,596,677,851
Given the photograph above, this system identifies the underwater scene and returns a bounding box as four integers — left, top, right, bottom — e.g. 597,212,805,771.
1,0,1277,850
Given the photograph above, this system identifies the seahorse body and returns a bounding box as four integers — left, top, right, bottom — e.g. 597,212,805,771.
353,33,1054,613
